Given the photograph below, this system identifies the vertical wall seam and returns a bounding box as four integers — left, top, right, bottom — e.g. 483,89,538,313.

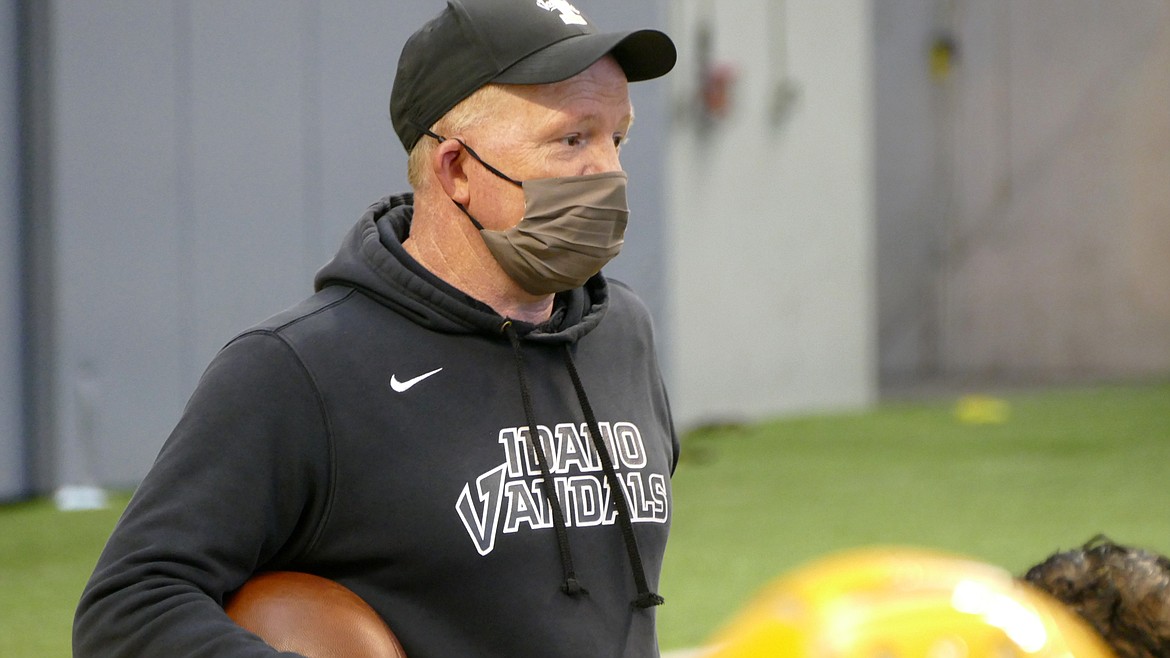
17,0,58,494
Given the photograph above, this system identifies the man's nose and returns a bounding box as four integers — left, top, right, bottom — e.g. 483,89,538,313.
584,141,623,175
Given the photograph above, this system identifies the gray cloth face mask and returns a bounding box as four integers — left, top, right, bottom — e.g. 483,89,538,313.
423,130,630,295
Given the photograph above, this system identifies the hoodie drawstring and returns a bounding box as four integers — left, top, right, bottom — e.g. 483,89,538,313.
561,346,665,609
502,320,664,609
504,322,586,597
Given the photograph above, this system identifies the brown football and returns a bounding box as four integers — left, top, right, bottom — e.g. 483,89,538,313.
225,571,407,658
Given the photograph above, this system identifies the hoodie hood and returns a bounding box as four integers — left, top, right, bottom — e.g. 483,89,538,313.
314,194,608,343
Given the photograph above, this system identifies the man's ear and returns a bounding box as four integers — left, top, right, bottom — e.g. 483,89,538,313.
432,140,470,204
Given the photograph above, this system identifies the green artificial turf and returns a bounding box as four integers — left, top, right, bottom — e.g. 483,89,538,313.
656,381,1170,649
0,381,1166,655
0,493,129,658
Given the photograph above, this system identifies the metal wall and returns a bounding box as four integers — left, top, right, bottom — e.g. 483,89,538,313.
28,0,672,491
875,0,1170,383
19,0,1165,493
665,0,879,426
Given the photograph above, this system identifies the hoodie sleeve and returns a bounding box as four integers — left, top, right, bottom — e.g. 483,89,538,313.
73,331,332,658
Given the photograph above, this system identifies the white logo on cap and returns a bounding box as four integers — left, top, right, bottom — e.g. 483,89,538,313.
537,0,588,26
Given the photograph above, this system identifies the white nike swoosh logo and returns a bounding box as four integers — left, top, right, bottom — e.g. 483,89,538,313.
390,367,443,392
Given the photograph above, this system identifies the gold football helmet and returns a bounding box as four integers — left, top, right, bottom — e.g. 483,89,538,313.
704,547,1116,658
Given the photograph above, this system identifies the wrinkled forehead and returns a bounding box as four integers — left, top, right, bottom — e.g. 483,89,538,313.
499,57,632,118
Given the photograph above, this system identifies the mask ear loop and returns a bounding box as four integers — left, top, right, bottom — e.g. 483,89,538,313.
417,127,524,231
419,128,523,187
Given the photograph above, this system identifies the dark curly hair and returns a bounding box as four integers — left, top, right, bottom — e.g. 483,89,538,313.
1022,536,1170,658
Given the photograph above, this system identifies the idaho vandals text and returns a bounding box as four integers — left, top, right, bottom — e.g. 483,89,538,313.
456,421,670,556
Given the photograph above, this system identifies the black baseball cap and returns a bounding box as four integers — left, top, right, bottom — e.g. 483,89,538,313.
390,0,677,151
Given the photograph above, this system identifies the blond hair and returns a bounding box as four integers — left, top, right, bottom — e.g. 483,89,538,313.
406,84,511,190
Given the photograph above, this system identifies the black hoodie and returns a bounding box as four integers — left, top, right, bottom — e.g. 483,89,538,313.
74,195,678,658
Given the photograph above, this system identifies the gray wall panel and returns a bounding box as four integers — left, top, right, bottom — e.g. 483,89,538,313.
874,0,1170,382
1,0,23,499
317,1,420,261
185,1,318,377
872,0,948,381
665,0,878,426
51,2,186,488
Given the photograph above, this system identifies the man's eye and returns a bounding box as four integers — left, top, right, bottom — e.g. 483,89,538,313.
613,134,626,148
563,135,582,147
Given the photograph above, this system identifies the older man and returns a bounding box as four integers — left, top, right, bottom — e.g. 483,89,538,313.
74,1,678,656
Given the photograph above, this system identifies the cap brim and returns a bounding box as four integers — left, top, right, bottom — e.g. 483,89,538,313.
494,29,676,85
